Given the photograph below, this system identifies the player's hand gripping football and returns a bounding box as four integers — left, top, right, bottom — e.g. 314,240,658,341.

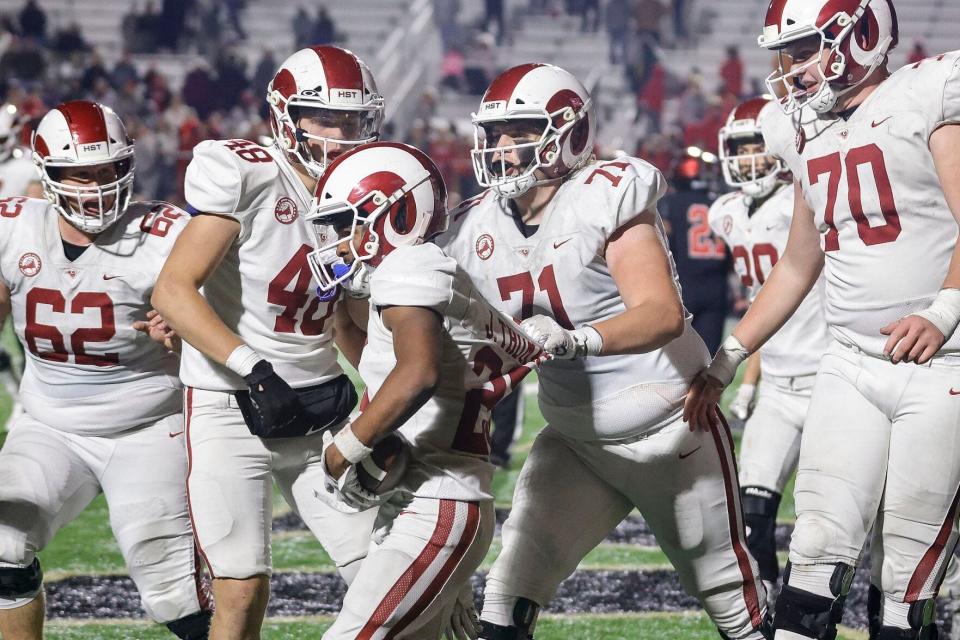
321,431,380,510
880,315,946,364
133,309,180,352
519,315,602,360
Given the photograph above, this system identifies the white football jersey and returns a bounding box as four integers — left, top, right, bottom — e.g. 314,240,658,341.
761,52,960,357
0,153,38,198
182,139,341,391
361,243,543,501
0,197,184,435
439,157,710,441
708,184,830,378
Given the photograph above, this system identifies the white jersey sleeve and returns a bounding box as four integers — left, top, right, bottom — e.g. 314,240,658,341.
577,157,668,256
758,101,803,179
934,52,960,130
184,140,274,238
707,192,742,243
369,244,456,316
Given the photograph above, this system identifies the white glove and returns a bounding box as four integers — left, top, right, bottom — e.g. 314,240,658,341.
729,383,756,421
520,315,603,360
443,581,480,640
321,431,380,510
371,490,407,545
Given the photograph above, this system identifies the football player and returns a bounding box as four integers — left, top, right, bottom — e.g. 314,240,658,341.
684,2,960,638
708,96,831,608
306,141,543,640
440,63,772,640
0,102,41,427
152,46,384,639
0,101,210,639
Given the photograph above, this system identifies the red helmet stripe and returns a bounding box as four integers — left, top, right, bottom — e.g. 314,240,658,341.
33,134,50,158
349,141,448,228
732,97,770,121
816,0,860,32
271,68,298,100
483,64,543,103
764,0,788,30
59,101,109,144
311,46,364,90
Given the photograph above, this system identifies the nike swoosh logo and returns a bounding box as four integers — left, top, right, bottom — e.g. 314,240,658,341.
679,445,702,459
950,389,960,396
102,274,122,280
871,117,892,128
553,239,572,249
169,431,184,438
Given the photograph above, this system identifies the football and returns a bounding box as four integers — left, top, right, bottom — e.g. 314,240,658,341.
356,432,410,495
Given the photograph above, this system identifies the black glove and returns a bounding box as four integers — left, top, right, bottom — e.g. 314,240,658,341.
237,360,304,438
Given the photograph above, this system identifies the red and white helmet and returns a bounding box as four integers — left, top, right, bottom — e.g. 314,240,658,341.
305,142,448,297
718,97,785,198
471,63,594,198
32,101,135,233
758,0,898,114
267,45,384,179
0,103,27,163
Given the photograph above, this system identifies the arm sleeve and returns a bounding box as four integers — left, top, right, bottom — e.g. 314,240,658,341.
707,198,730,244
612,164,668,231
184,141,244,222
369,244,457,316
938,54,960,129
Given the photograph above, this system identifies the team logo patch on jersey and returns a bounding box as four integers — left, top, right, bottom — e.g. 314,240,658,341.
18,252,41,277
274,197,299,224
723,216,733,235
476,234,495,260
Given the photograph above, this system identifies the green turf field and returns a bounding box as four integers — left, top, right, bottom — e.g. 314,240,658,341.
38,613,870,640
0,330,814,639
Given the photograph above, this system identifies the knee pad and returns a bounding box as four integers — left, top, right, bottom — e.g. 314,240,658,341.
870,598,938,639
742,486,781,582
775,563,855,639
479,598,540,640
0,558,42,600
166,610,211,640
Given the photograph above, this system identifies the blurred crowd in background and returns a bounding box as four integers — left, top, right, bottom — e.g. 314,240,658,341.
0,0,932,208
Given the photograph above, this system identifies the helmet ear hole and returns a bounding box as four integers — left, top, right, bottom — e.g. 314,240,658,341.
392,198,409,234
568,117,589,156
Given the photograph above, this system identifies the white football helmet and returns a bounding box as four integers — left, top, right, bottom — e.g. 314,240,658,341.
267,45,384,179
0,103,26,163
471,63,594,199
305,142,448,298
32,101,135,233
758,0,898,114
718,97,785,199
